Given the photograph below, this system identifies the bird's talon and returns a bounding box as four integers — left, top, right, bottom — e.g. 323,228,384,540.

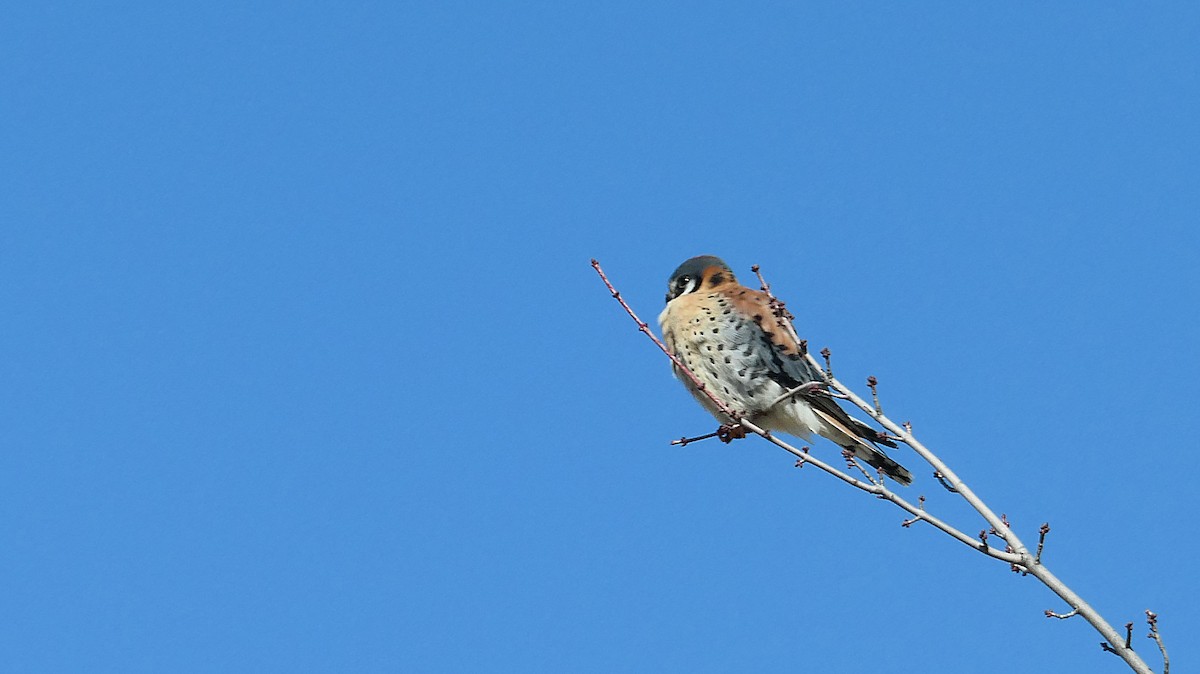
717,424,746,443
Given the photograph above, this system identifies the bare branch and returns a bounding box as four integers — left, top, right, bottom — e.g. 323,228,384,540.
748,264,1153,674
594,259,1155,674
738,419,1021,562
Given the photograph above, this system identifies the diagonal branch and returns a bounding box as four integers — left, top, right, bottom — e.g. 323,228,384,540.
747,263,1156,674
591,259,740,421
593,260,1020,563
594,258,1159,674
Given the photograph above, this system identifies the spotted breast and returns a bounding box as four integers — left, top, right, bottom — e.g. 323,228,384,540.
658,255,913,485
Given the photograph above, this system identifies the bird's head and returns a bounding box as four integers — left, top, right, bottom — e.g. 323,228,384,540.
665,255,735,303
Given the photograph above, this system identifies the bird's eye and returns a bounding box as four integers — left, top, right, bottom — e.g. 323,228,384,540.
676,275,691,288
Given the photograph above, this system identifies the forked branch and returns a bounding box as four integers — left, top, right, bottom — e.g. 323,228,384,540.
593,258,1163,674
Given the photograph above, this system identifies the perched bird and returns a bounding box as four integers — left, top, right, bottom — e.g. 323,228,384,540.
658,255,913,485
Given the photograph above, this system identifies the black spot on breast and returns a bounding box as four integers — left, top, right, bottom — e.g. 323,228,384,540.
712,328,719,334
724,356,732,364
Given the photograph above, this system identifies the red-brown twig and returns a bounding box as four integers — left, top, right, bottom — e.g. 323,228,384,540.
591,259,740,421
841,448,879,485
670,431,722,446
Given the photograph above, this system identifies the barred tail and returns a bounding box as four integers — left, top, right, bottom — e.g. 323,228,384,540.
852,445,913,486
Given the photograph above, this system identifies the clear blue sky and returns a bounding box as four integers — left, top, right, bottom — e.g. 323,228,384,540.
2,3,1195,672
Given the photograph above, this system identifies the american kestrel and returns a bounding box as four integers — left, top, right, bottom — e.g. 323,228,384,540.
659,255,913,485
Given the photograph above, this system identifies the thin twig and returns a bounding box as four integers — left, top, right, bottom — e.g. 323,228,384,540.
739,418,1020,562
591,259,740,421
1036,523,1050,564
841,448,879,485
867,376,883,414
671,431,722,446
793,446,810,469
990,513,1011,540
1146,611,1168,674
901,495,926,528
1046,608,1080,620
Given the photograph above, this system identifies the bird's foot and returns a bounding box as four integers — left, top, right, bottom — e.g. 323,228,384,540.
717,423,747,443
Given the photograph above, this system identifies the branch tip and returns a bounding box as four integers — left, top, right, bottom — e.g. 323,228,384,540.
1146,610,1168,674
1035,523,1050,564
1045,608,1080,620
866,375,883,414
